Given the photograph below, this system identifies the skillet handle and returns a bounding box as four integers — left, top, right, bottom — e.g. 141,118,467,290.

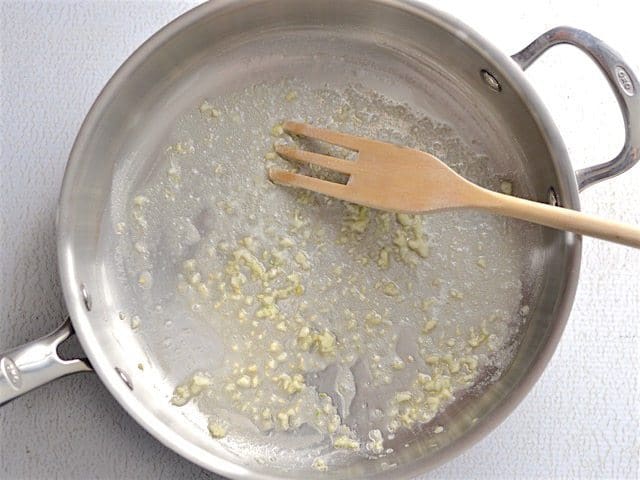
512,27,640,192
0,318,92,406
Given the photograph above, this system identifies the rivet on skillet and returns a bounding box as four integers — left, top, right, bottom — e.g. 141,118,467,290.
481,69,502,92
80,283,92,311
115,367,133,390
548,187,560,206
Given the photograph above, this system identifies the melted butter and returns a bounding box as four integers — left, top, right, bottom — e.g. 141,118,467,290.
120,79,538,470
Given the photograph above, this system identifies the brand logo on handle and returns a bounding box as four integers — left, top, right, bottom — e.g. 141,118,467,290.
615,66,635,96
1,357,22,389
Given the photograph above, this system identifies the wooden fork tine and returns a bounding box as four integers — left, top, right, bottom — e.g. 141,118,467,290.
275,145,355,174
283,121,375,151
268,168,354,201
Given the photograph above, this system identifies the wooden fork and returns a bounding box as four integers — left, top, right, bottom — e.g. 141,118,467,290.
269,121,640,248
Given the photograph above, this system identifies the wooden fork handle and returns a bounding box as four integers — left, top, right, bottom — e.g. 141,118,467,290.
479,189,640,248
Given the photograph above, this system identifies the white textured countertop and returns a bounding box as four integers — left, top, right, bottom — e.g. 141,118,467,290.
1,1,638,478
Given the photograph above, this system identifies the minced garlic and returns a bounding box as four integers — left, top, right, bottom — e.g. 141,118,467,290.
208,420,227,438
333,435,359,450
312,458,328,472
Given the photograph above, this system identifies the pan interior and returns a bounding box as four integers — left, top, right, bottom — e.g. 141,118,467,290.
63,3,575,479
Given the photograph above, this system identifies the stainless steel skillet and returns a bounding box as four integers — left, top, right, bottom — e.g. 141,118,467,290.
1,1,638,479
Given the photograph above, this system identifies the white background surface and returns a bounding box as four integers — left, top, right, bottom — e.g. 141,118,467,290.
1,1,638,479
